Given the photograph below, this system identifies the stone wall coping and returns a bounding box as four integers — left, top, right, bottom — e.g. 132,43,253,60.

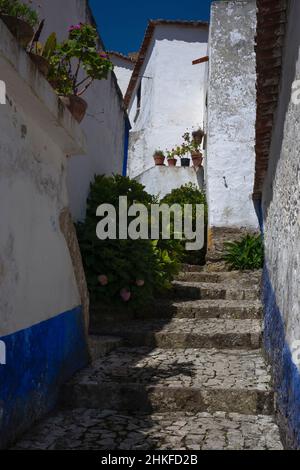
0,19,87,156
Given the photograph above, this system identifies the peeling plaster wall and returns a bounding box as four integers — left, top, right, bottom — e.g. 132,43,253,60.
261,0,300,449
111,56,135,97
26,0,126,221
206,0,258,230
127,25,208,179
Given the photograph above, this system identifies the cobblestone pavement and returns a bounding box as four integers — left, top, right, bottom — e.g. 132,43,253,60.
70,347,271,391
13,267,283,450
14,410,283,450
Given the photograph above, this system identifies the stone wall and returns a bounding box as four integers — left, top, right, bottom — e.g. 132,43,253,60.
261,0,300,449
206,0,258,231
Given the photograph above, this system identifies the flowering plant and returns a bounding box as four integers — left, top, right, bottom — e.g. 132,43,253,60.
0,0,39,27
48,23,113,97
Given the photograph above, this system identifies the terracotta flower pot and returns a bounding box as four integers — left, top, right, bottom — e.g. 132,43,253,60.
153,154,165,166
28,53,50,76
167,158,177,167
181,157,190,167
191,151,203,168
0,15,34,47
59,95,88,123
192,129,205,145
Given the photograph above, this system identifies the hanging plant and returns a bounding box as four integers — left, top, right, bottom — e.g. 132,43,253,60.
0,0,39,47
48,23,114,123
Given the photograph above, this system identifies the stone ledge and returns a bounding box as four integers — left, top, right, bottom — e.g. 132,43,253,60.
0,19,87,156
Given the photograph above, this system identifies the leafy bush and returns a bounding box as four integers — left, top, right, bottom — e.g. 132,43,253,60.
223,234,264,270
77,175,182,312
161,183,208,265
0,0,39,27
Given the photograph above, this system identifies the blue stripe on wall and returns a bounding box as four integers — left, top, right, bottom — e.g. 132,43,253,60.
0,306,89,448
122,117,131,177
263,265,300,449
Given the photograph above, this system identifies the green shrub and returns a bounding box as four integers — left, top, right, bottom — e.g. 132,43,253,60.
77,175,182,312
223,234,264,271
0,0,39,27
161,183,208,265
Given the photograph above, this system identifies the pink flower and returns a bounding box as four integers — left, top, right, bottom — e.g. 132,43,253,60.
98,275,108,286
69,23,82,32
136,280,145,287
99,52,108,59
120,288,131,302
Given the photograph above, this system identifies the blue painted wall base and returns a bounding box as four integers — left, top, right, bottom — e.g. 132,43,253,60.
0,307,89,449
263,266,300,449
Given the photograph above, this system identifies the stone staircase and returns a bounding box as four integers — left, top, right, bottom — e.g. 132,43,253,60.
14,265,283,450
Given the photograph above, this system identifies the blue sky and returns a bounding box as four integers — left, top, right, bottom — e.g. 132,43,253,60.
89,0,213,54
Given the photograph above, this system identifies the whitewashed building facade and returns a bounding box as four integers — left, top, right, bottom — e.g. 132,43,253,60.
125,20,209,196
109,52,136,97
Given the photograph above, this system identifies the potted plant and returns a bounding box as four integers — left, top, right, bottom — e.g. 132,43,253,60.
180,143,191,167
48,23,114,123
27,24,57,77
166,149,177,167
153,150,165,166
192,128,205,146
190,140,203,168
0,0,38,47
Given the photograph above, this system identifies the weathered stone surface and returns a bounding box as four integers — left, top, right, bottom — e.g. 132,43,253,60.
172,281,260,301
176,270,262,285
88,336,123,362
94,318,263,349
13,410,283,450
13,261,283,450
61,347,274,415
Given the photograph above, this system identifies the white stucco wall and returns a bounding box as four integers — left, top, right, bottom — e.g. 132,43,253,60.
26,0,126,221
0,19,85,336
263,0,300,360
206,0,258,229
127,24,208,179
110,55,134,97
136,166,204,199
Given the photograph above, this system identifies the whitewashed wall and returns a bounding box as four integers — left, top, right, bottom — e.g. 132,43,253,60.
261,0,300,449
206,0,258,230
26,0,126,220
0,17,88,448
110,55,134,97
128,24,208,179
136,166,204,199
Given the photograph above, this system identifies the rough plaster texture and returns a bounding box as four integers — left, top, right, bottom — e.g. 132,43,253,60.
26,0,126,221
206,0,258,229
135,166,204,199
261,0,300,449
127,24,208,179
0,20,86,336
0,17,89,447
111,56,135,97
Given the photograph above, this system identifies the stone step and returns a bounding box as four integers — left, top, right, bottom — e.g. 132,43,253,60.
61,347,274,416
176,270,261,285
154,299,263,319
172,281,260,301
88,336,123,362
93,318,262,350
13,409,283,450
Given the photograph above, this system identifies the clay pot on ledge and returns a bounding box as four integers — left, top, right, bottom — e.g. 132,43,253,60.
192,129,205,146
191,151,203,168
167,158,176,167
181,157,190,167
28,53,50,76
59,95,88,123
153,153,165,166
0,15,34,47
